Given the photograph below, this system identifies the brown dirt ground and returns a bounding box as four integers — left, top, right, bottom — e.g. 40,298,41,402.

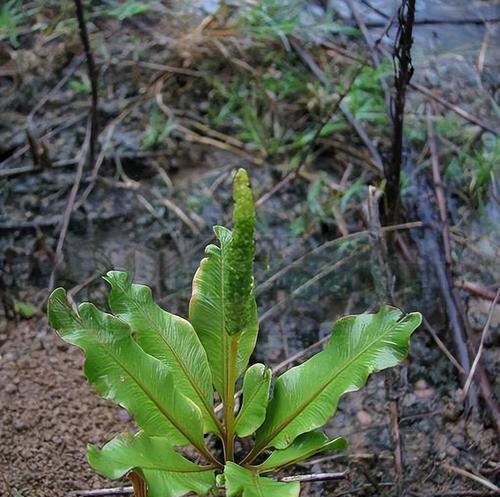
0,320,131,497
1,318,498,497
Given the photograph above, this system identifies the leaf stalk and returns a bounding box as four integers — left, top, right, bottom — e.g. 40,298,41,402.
223,334,240,461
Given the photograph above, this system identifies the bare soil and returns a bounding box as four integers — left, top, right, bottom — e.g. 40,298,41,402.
0,321,131,497
1,317,498,497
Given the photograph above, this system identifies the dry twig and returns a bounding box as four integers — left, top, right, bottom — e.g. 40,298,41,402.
442,464,500,493
460,281,499,302
410,82,498,135
427,103,452,264
73,0,98,168
462,289,500,402
48,119,91,292
386,0,416,222
422,317,465,375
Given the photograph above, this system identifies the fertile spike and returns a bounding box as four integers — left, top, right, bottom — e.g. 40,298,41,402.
226,168,256,336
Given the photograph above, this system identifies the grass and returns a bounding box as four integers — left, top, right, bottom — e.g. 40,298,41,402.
3,0,495,222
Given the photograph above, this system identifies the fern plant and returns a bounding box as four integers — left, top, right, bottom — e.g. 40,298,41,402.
48,168,421,497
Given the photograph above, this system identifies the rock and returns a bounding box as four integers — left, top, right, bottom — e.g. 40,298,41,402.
356,410,373,426
415,379,435,399
5,383,17,394
14,419,29,431
415,379,428,389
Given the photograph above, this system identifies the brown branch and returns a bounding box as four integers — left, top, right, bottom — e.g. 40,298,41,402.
422,317,465,375
460,281,499,301
452,285,500,435
74,0,98,168
427,103,452,264
388,399,403,492
48,119,91,292
386,0,416,222
442,463,500,493
359,0,389,19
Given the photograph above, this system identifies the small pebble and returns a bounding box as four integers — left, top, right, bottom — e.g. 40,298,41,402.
5,384,17,394
356,410,373,426
415,387,435,399
415,379,428,389
14,419,29,431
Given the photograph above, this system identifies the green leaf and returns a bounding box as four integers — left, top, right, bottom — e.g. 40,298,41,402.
109,1,151,20
189,225,258,397
14,300,37,319
88,432,216,497
224,462,299,497
104,271,218,434
253,306,421,451
0,1,19,48
47,288,208,453
235,364,272,437
258,432,347,472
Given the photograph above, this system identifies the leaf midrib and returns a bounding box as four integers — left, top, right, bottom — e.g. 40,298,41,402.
116,280,220,433
251,471,265,497
77,321,208,457
257,319,405,451
220,239,230,410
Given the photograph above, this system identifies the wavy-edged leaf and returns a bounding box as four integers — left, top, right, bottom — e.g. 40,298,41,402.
189,225,258,397
224,462,299,497
47,288,207,453
88,432,216,497
104,270,218,434
258,432,347,472
235,364,271,437
254,306,421,451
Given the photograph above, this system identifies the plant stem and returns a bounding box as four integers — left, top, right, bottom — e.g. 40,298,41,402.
240,442,261,466
384,0,416,223
73,0,98,169
223,335,239,461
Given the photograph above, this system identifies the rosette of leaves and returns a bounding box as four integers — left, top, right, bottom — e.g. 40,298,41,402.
48,168,422,497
